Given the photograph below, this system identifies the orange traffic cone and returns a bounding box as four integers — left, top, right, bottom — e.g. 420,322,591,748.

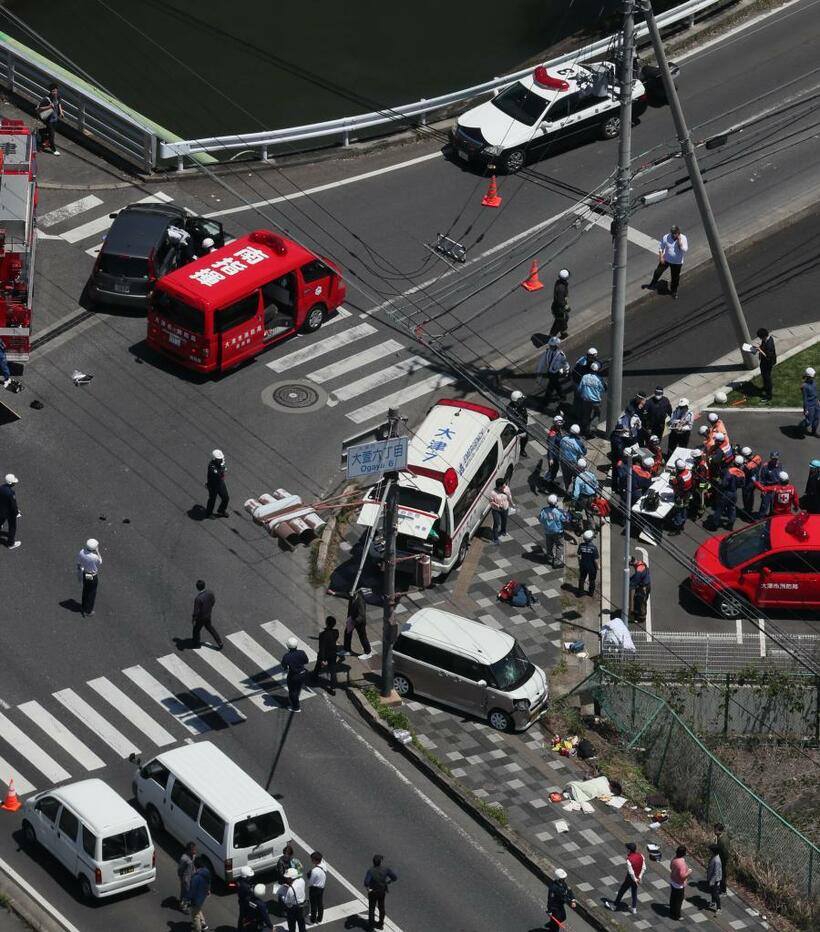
2,779,22,812
521,259,544,291
481,175,502,208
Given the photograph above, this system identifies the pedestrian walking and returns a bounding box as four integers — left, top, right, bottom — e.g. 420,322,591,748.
191,579,223,649
189,856,211,932
204,449,230,517
313,616,338,694
550,269,571,337
364,854,397,931
805,459,820,513
507,389,530,458
276,844,304,881
77,538,102,617
577,529,598,597
577,362,606,437
242,883,273,931
544,415,564,488
536,336,570,405
307,851,327,925
488,476,513,544
177,841,196,911
546,868,576,932
707,845,723,912
0,473,21,549
604,841,645,915
669,845,692,920
714,822,730,893
667,397,693,455
281,638,309,712
629,557,651,624
277,868,307,932
344,589,372,658
559,424,586,490
539,495,569,568
800,367,819,437
36,83,64,155
646,224,688,298
0,337,12,387
754,328,777,399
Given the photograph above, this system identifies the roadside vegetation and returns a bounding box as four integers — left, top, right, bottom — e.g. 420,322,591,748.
727,343,819,408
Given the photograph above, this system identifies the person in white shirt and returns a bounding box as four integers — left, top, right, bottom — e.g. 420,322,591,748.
277,868,306,932
307,851,327,924
488,477,513,544
647,224,689,299
76,538,102,617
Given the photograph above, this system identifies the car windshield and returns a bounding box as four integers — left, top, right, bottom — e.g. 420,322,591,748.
489,642,534,691
98,254,149,278
101,827,150,861
719,522,772,568
233,810,285,850
491,83,548,126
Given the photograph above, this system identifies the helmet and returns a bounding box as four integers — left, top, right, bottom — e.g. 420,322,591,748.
286,636,298,650
714,432,724,441
675,459,685,470
547,494,558,506
553,415,564,424
806,367,816,378
4,473,17,485
812,459,820,469
582,529,594,541
239,866,255,878
769,451,780,459
587,347,598,356
779,471,789,482
678,397,689,407
559,269,570,280
548,336,561,347
590,361,600,372
698,426,708,436
253,883,266,898
714,391,728,404
654,386,663,396
202,237,215,250
576,457,587,469
86,538,99,551
570,424,581,435
734,455,744,466
212,448,224,461
649,435,659,444
284,868,300,880
708,413,718,424
555,868,568,880
741,446,752,457
642,456,654,467
510,390,524,402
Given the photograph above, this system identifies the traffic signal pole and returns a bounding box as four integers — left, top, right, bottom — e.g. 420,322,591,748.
380,408,401,700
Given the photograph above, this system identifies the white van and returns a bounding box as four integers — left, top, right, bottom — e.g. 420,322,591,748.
392,608,549,731
358,399,520,575
21,779,155,899
132,741,289,881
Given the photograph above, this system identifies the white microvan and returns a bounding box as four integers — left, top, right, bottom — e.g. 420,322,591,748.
358,399,520,575
21,779,156,899
133,741,289,881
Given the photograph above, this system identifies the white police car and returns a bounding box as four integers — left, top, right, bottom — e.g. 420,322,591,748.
451,63,646,174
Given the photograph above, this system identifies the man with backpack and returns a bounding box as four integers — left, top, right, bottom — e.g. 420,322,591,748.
539,494,570,568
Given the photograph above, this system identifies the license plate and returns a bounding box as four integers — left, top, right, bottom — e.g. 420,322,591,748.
118,865,136,875
114,282,130,294
168,334,182,347
250,846,273,860
457,149,469,161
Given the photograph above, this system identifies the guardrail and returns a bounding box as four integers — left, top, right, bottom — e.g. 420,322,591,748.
159,0,736,170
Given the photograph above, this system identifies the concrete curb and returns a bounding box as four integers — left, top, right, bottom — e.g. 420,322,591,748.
0,864,69,932
347,688,627,932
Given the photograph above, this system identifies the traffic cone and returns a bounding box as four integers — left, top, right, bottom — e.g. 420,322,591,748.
2,779,22,812
521,259,544,291
481,175,502,208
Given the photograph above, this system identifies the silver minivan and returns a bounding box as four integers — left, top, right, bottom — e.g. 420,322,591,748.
392,608,549,731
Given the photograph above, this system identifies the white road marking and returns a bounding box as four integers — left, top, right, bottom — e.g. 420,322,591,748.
61,190,173,244
0,856,83,932
736,619,744,644
346,372,456,424
0,713,70,784
192,648,274,713
227,630,282,677
123,665,212,735
0,757,36,795
758,617,766,657
266,322,377,373
87,676,176,747
579,209,658,253
261,620,318,664
206,151,443,219
307,899,370,926
321,305,352,327
17,701,105,772
307,339,404,384
39,194,104,228
156,655,246,725
53,689,140,758
331,355,430,402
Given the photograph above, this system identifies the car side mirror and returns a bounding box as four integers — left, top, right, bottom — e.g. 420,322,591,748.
540,121,551,132
478,679,488,688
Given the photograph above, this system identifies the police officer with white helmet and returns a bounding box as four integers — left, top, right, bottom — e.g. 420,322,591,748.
205,448,229,518
507,389,530,458
77,538,102,617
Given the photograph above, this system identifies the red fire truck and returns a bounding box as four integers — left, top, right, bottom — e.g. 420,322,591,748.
0,120,37,365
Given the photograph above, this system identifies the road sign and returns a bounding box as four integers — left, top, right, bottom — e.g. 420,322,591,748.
346,437,409,479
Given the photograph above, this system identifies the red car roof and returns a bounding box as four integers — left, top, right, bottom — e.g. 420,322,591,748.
769,512,819,548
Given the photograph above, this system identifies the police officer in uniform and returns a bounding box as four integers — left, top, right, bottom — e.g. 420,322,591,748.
549,269,571,338
205,449,229,517
281,636,309,712
0,473,21,549
546,868,576,932
577,529,599,597
507,390,530,458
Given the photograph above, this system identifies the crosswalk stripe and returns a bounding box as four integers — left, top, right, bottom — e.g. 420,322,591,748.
307,339,404,385
123,666,212,735
87,677,176,747
53,689,140,759
0,756,36,795
265,323,376,373
39,195,104,228
226,631,283,679
331,355,430,402
0,713,70,784
192,648,274,713
156,655,246,725
62,191,173,244
322,306,352,327
261,620,317,663
18,701,105,771
346,372,456,424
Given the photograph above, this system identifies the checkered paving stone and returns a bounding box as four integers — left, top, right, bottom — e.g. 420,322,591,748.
364,466,769,931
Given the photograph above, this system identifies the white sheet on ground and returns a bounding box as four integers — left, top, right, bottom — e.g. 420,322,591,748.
565,775,612,803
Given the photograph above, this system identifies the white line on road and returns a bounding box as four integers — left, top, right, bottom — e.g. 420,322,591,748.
227,630,282,677
736,619,744,644
266,322,377,373
156,655,246,725
18,701,105,772
322,305,352,327
87,676,176,747
38,194,104,228
306,899,369,927
61,191,173,244
193,648,274,713
53,688,140,759
307,339,404,384
123,665,212,735
346,372,456,424
0,713,70,784
331,354,430,402
580,209,658,253
759,617,766,657
261,620,318,664
0,757,36,795
0,856,82,932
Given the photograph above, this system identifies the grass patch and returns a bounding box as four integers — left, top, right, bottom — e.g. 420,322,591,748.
726,343,819,408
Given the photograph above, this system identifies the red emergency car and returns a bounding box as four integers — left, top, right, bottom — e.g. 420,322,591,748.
691,512,820,618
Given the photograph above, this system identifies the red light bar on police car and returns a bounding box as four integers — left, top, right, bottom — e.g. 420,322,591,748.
250,230,288,256
533,66,570,91
434,399,499,421
407,465,459,496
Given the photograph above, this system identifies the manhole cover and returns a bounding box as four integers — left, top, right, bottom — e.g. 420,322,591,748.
261,380,327,414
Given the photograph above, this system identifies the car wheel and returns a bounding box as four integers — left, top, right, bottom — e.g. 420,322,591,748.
502,149,525,174
393,674,413,698
717,590,747,620
488,708,512,732
600,115,621,139
21,820,36,849
454,537,470,568
78,874,94,901
145,804,163,835
301,303,326,334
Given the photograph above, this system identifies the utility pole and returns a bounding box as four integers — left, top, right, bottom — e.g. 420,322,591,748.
640,0,754,369
606,0,636,432
380,408,401,700
622,446,635,624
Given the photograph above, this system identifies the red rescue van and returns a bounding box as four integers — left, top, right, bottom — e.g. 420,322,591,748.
147,230,346,373
691,512,820,618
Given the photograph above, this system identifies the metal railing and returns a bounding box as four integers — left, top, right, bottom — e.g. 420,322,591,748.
159,0,737,169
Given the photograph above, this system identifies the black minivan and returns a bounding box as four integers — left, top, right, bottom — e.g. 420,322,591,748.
88,203,224,308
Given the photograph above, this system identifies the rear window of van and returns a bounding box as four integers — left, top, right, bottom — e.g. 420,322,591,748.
233,811,285,849
102,827,150,861
397,488,441,515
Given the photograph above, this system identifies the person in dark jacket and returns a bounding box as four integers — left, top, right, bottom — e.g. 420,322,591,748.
234,864,255,925
189,857,211,932
0,473,21,549
364,854,397,930
0,336,12,387
714,823,730,894
177,841,196,911
191,579,223,649
507,390,530,458
314,616,339,694
546,868,576,932
241,883,273,930
549,269,570,338
805,460,820,513
205,448,229,517
577,529,599,597
755,328,776,399
344,589,372,658
710,458,745,530
629,557,651,624
800,367,818,437
643,386,673,440
275,844,303,882
282,638,309,712
37,83,64,155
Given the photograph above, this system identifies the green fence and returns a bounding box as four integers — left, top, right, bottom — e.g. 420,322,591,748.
577,668,819,899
